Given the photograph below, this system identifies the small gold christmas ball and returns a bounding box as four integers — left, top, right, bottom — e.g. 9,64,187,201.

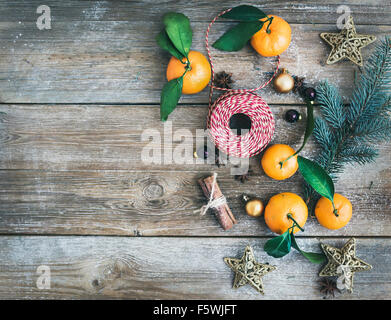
245,198,264,217
273,69,294,93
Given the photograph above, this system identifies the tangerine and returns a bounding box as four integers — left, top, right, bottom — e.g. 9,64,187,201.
261,144,298,180
166,50,211,94
250,15,291,57
264,192,308,234
315,193,352,230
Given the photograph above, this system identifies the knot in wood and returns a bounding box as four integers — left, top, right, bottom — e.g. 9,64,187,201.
143,182,164,200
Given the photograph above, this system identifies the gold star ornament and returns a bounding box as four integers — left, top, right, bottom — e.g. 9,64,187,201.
320,16,376,66
224,246,276,295
319,238,372,293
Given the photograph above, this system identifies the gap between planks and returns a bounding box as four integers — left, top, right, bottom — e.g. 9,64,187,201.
0,234,389,239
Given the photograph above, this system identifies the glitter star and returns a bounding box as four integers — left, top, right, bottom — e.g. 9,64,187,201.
320,16,376,66
224,246,276,295
319,238,372,293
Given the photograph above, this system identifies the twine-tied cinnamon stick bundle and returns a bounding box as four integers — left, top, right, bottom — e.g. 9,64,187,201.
196,173,237,230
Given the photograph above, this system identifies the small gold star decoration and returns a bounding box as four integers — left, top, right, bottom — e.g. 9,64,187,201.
319,238,372,293
224,245,276,295
320,16,376,66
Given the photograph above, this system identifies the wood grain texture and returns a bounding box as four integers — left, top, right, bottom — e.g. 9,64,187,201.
0,104,389,236
2,1,390,24
0,236,389,299
0,1,390,301
0,167,389,237
0,1,389,103
0,104,390,171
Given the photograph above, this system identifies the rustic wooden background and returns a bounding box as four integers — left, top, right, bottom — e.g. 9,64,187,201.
0,0,390,300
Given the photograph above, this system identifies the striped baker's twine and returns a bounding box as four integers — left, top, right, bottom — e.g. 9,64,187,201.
205,8,280,158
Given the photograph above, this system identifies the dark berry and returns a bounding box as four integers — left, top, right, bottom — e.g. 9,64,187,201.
304,87,317,101
285,109,301,123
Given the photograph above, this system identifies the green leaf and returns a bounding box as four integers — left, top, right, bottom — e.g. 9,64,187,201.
264,230,292,258
290,233,326,264
163,12,192,57
156,30,185,61
298,156,335,202
221,5,267,21
292,100,315,157
279,100,315,169
212,21,264,52
160,77,183,121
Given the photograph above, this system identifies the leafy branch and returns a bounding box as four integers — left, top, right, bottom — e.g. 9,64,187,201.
156,12,193,121
212,5,273,52
264,214,326,264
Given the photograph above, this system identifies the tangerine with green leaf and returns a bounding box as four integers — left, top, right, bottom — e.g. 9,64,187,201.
315,193,352,230
166,50,211,94
264,192,308,234
261,144,298,180
250,15,291,57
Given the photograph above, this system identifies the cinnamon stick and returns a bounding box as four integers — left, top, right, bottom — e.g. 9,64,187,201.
198,175,237,230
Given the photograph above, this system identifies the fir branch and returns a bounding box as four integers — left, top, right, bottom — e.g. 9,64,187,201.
337,144,378,165
305,37,391,205
347,38,391,126
313,118,334,150
316,82,345,129
354,117,391,143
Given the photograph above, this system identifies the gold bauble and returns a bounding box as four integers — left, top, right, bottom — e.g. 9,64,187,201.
245,198,264,217
273,68,294,93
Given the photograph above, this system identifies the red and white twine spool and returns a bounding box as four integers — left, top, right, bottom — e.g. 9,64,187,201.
205,8,280,158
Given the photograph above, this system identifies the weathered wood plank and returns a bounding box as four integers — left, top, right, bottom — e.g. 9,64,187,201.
0,1,389,103
1,104,389,236
0,167,389,237
0,236,389,299
0,104,390,171
1,0,389,24
0,103,296,170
